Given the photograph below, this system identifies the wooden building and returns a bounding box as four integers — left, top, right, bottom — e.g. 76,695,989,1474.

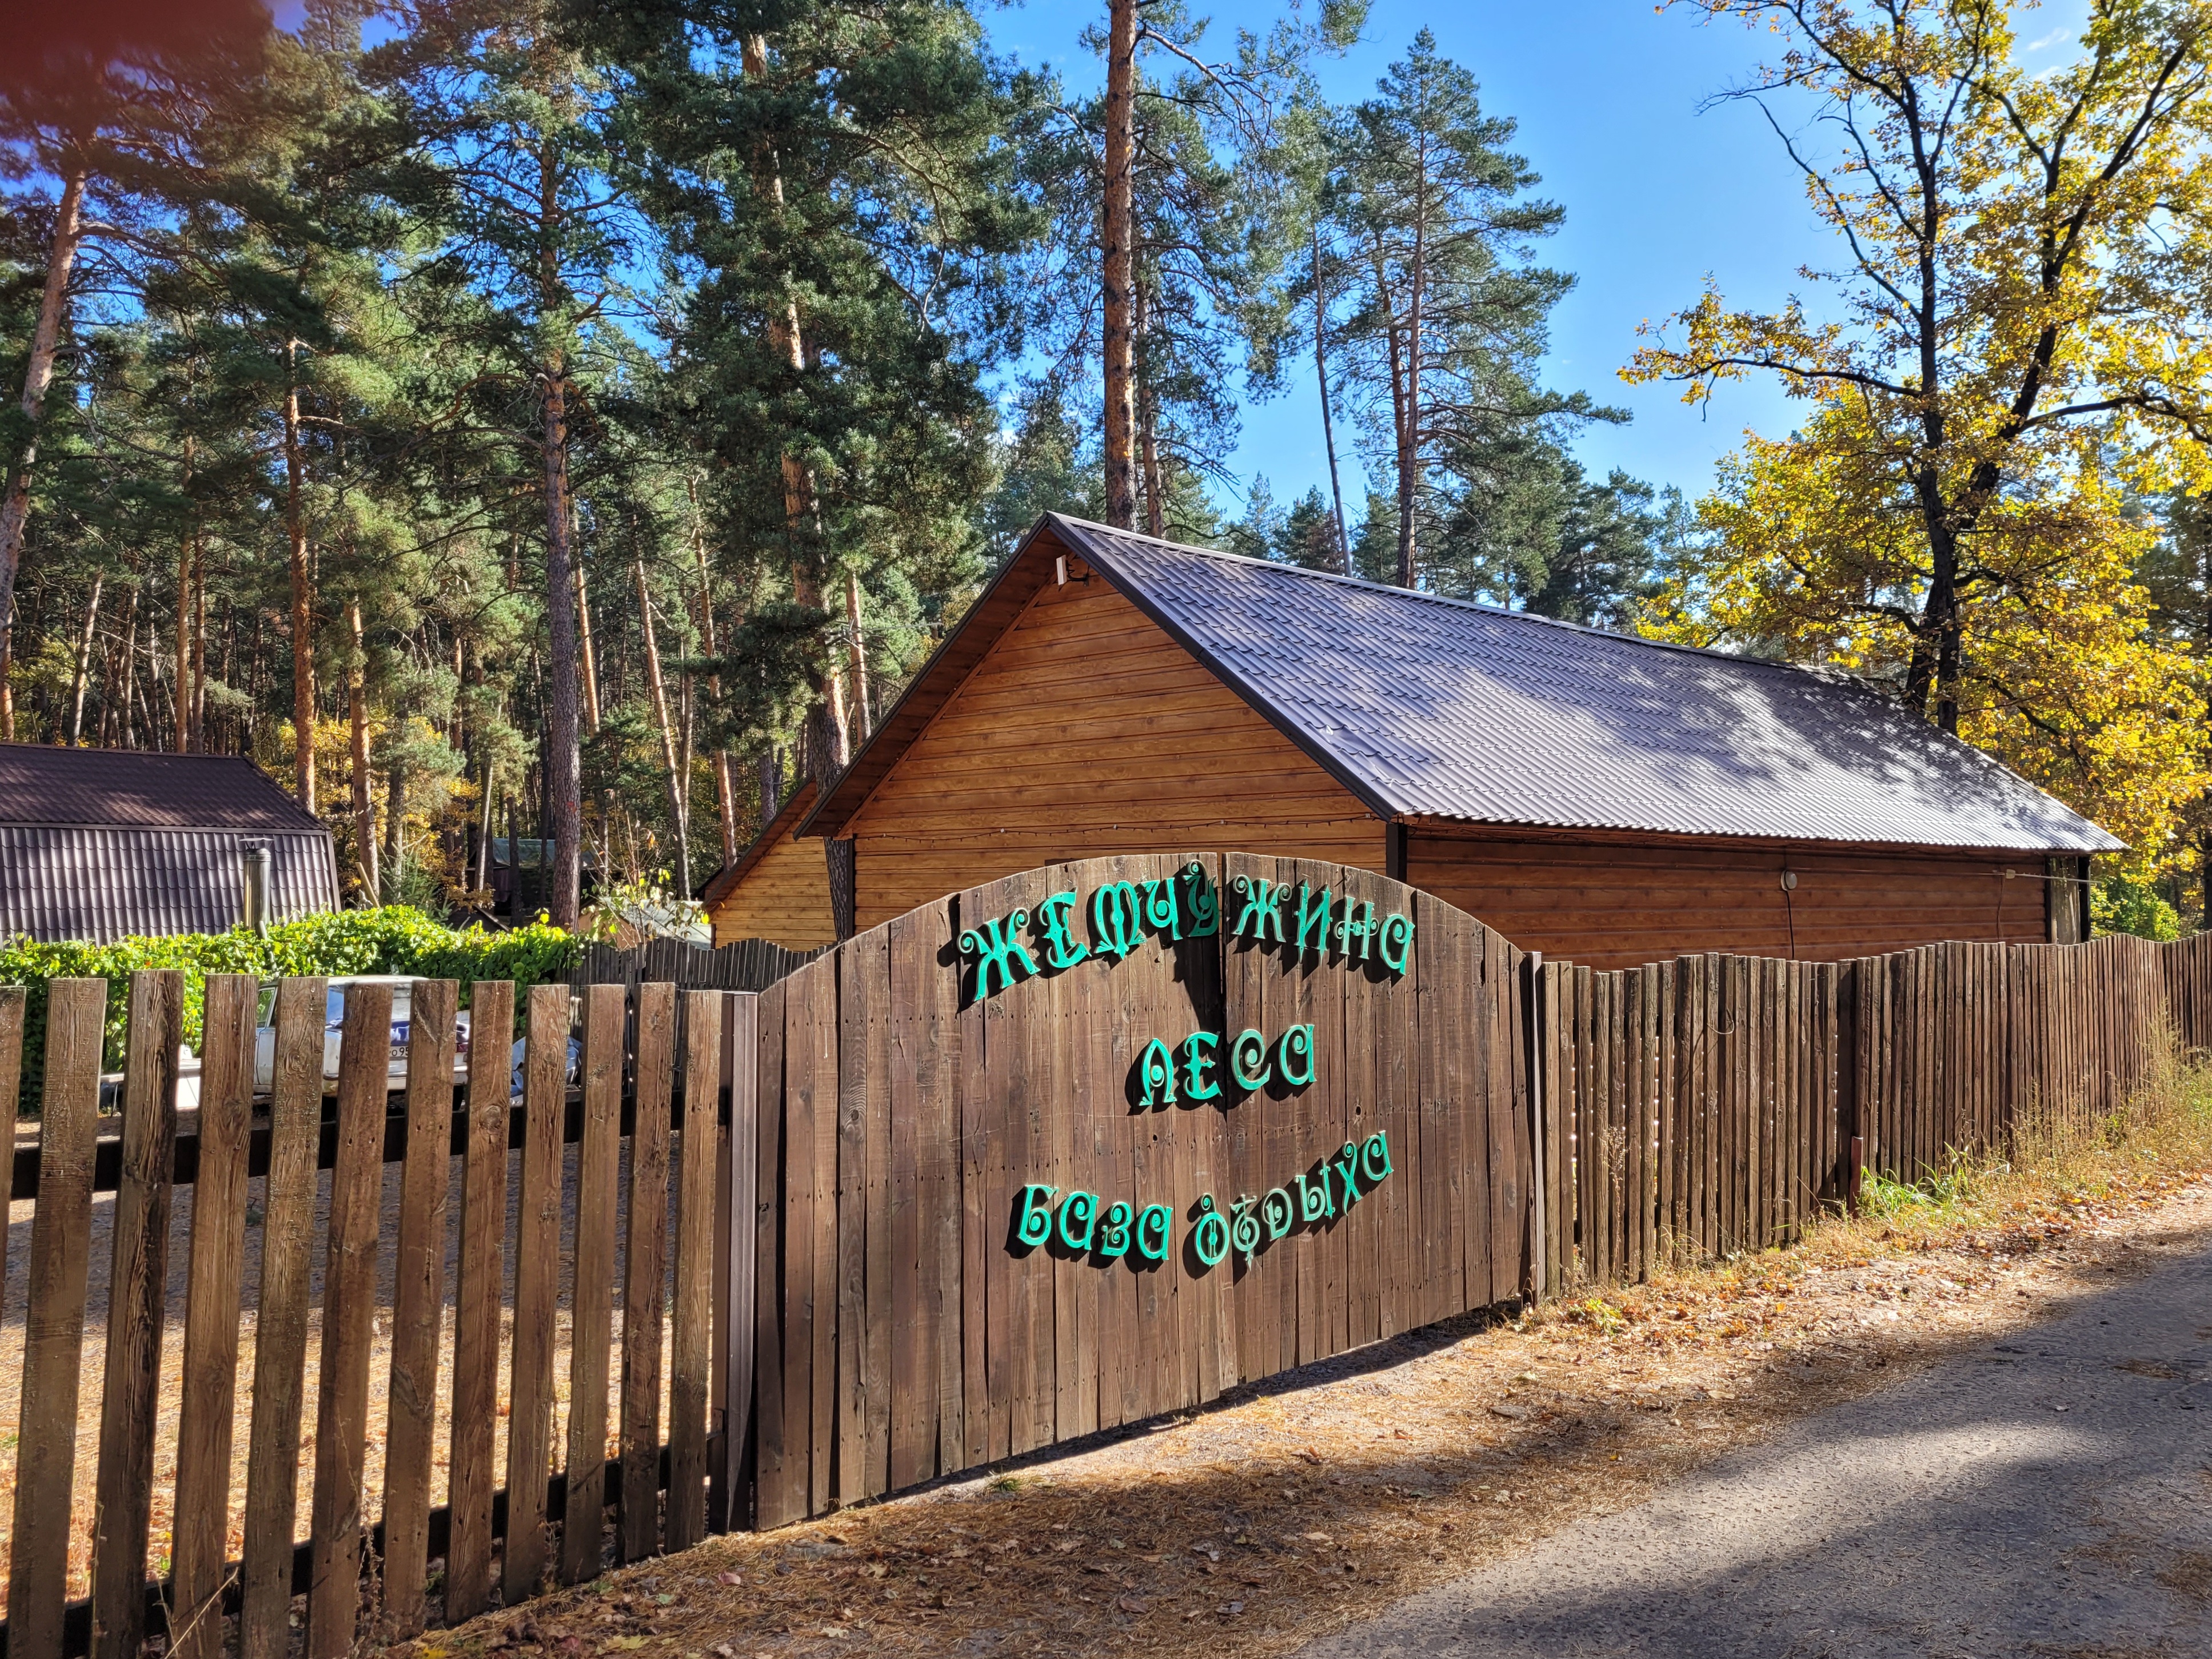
704,516,2114,969
701,781,837,949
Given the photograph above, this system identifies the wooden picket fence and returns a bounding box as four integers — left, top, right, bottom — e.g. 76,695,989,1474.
572,938,820,995
1535,932,2212,1290
0,974,753,1659
4,892,2212,1654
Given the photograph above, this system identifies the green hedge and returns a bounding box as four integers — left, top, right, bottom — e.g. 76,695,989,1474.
2,908,578,1116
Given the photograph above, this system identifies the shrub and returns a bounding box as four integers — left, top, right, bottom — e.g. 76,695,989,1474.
2092,874,2181,941
1,907,578,1115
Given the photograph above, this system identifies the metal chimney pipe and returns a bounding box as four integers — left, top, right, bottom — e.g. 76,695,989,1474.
242,843,272,937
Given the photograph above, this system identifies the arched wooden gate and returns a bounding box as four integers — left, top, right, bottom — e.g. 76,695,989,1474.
740,852,1532,1527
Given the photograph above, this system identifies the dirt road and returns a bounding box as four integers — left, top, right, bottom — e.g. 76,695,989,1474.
1295,1242,2212,1658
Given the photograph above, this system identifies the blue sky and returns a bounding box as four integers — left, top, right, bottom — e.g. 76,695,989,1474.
982,0,2091,517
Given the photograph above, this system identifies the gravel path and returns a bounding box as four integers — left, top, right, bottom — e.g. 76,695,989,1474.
1295,1241,2212,1658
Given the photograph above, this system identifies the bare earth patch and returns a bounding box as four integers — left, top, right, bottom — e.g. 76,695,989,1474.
398,1156,2212,1659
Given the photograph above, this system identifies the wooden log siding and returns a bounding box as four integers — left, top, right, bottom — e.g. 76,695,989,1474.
0,975,759,1659
2,879,2209,1648
1405,831,2053,972
838,580,1388,932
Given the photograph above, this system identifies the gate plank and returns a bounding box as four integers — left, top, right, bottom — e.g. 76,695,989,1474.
504,984,570,1602
306,980,393,1659
835,930,892,1505
168,975,258,1659
383,978,458,1636
777,957,841,1516
712,991,758,1534
886,903,955,1489
621,982,676,1562
752,978,797,1526
6,980,107,1659
239,978,328,1659
90,970,183,1659
447,979,514,1621
561,984,626,1584
668,990,722,1550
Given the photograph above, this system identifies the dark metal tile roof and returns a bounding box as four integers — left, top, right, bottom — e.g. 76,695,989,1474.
1,825,340,943
1049,516,2121,855
0,743,327,831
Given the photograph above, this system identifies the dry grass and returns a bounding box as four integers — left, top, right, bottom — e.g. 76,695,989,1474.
393,1052,2212,1659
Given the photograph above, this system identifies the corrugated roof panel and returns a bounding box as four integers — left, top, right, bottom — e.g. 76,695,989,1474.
0,825,340,943
1049,516,2120,855
0,744,325,831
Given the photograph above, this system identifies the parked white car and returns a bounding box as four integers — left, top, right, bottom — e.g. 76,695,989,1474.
251,975,473,1091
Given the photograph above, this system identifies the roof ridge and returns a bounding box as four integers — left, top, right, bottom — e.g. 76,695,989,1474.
1046,512,1891,690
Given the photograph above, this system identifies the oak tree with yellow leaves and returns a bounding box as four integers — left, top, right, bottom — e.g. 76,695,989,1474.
1630,0,2212,859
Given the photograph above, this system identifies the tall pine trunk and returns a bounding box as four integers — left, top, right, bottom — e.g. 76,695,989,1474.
285,341,317,808
1395,201,1425,590
348,600,379,902
174,437,196,751
117,582,139,748
1136,277,1166,538
744,34,849,785
633,555,692,895
537,127,585,929
190,523,206,750
1315,225,1352,575
1101,0,1139,529
0,168,89,682
574,537,602,732
382,738,406,890
541,360,584,927
66,570,102,745
692,508,738,864
843,567,872,741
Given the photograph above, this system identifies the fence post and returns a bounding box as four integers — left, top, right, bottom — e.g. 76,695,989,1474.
1822,960,1858,1212
1522,951,1547,1302
709,990,761,1532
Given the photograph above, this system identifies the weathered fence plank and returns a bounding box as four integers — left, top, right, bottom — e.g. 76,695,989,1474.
7,981,107,1659
383,979,459,1637
560,985,625,1585
620,982,675,1564
446,979,513,1623
667,990,722,1552
504,983,569,1604
238,978,327,1659
167,975,256,1659
306,982,393,1659
90,971,182,1659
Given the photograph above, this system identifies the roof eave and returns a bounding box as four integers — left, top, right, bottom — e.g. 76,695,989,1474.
1396,811,2123,858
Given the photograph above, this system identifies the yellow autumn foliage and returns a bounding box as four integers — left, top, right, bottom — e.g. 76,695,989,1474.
1629,1,2212,869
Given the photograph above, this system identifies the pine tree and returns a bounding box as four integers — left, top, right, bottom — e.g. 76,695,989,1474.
1325,30,1613,588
